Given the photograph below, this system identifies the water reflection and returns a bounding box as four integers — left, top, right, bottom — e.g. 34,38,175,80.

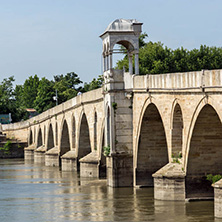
0,159,217,221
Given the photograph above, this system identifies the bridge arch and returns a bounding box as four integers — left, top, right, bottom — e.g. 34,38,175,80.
135,101,168,187
98,117,106,177
36,126,43,148
94,111,98,151
46,123,54,151
185,100,222,198
171,101,183,159
71,114,76,150
77,111,91,161
59,118,71,156
184,96,222,168
55,122,58,146
28,129,33,145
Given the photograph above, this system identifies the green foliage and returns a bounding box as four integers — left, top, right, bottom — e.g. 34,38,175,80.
171,152,182,164
0,71,104,122
112,102,117,110
116,34,222,75
206,174,222,184
0,140,12,155
53,72,82,103
22,75,40,108
34,78,55,113
103,145,110,157
82,75,103,92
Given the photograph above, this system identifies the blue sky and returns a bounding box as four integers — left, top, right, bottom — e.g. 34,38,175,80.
0,0,221,85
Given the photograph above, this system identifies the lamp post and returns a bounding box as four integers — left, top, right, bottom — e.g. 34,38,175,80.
53,89,58,106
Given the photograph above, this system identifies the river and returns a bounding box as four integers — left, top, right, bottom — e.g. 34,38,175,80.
0,159,219,222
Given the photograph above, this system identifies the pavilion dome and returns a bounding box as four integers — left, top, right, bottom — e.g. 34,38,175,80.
104,19,142,33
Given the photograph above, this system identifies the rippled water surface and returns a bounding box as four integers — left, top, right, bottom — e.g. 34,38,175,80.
0,159,220,221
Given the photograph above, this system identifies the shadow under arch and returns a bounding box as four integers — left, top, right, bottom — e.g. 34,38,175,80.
60,119,71,157
78,112,91,168
29,129,33,145
98,117,106,178
37,127,43,148
171,103,183,158
135,103,168,187
185,104,222,198
46,123,54,151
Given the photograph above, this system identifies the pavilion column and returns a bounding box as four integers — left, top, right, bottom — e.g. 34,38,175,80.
135,52,139,75
106,55,109,70
109,52,113,70
103,54,106,72
129,54,133,74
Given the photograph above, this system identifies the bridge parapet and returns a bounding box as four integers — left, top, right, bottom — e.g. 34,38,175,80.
131,69,222,92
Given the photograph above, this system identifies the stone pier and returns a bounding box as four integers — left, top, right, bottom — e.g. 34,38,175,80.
34,145,46,164
152,163,186,201
45,147,60,167
61,151,77,171
107,153,133,187
24,144,35,161
213,179,222,218
80,152,100,177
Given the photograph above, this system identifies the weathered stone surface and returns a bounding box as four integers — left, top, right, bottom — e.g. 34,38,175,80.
213,179,222,218
61,151,77,171
79,152,100,177
153,163,185,201
107,153,133,187
45,147,59,167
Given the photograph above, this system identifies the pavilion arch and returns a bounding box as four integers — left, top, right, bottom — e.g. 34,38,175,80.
77,111,91,161
59,118,71,156
28,129,33,145
185,103,222,198
135,102,169,187
46,123,54,151
36,126,43,148
110,39,135,52
170,101,183,158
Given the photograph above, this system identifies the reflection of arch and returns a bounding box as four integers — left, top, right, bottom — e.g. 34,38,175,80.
60,119,70,156
78,113,91,160
37,127,43,147
29,129,33,145
135,103,168,187
47,124,54,151
171,103,183,157
185,104,222,198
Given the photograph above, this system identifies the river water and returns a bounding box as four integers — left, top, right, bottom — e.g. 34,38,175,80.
0,159,220,222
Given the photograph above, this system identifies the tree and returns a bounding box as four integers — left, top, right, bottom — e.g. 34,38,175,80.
34,78,55,113
22,75,39,108
82,75,103,92
53,72,82,103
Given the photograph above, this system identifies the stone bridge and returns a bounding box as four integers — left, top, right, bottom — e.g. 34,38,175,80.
3,20,222,210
